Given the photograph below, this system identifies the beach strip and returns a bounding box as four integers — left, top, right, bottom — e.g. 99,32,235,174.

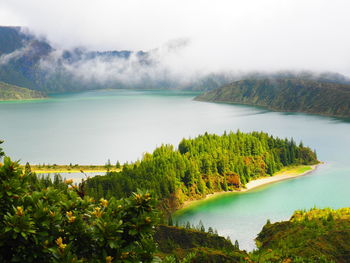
181,164,319,210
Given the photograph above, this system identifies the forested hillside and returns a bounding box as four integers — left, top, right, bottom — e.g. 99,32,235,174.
0,81,45,100
195,78,350,118
155,224,247,262
85,131,318,211
254,208,350,262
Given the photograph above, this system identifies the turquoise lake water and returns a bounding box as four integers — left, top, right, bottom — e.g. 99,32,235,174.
1,89,350,250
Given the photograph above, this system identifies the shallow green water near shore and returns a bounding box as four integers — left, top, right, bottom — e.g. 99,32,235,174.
1,89,350,250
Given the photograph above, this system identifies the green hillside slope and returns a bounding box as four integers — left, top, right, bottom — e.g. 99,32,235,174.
254,208,350,262
195,78,350,118
0,81,46,100
155,225,247,262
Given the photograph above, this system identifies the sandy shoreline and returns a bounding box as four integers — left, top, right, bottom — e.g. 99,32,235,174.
181,164,319,210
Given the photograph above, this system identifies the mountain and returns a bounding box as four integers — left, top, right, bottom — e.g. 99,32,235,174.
3,26,350,96
195,78,350,118
0,26,233,94
0,81,46,100
0,26,135,93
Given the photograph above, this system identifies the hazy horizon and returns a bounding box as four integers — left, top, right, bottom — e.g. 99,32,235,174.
1,0,350,83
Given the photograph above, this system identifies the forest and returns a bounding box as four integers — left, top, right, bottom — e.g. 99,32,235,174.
85,131,318,211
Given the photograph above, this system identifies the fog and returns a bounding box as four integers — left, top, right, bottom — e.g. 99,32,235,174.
1,0,350,77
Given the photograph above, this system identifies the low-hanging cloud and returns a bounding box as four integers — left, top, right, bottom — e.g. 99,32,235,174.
1,0,350,78
37,38,202,87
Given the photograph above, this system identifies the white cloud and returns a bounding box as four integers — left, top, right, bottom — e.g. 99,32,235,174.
1,0,350,76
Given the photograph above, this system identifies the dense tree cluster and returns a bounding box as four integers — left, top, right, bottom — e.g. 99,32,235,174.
86,131,318,209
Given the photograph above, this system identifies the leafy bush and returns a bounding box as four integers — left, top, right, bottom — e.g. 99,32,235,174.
0,156,158,262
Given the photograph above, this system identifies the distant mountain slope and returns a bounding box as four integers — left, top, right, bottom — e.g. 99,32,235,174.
0,26,30,55
0,26,233,93
2,26,350,95
0,81,45,100
195,78,350,118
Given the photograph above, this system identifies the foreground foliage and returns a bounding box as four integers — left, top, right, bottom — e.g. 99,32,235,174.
0,156,157,262
86,131,318,211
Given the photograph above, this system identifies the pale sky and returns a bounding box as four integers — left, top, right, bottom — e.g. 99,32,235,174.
1,0,350,76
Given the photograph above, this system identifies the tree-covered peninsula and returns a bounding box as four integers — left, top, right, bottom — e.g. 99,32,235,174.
195,78,350,118
86,131,318,211
0,81,46,101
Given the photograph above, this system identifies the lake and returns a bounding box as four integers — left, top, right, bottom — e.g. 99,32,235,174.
1,89,350,250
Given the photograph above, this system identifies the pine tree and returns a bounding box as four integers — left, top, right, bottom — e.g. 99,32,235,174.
24,162,32,175
0,140,4,160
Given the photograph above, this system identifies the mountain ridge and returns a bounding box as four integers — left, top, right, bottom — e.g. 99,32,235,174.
195,78,350,118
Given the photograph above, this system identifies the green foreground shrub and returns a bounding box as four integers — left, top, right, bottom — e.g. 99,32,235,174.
0,156,158,263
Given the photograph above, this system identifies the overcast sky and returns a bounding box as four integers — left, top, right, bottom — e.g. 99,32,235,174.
1,0,350,75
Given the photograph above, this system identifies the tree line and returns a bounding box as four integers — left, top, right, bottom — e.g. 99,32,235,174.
85,131,318,210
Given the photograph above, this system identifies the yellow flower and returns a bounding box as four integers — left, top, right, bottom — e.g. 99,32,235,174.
69,185,78,190
66,211,76,223
55,237,67,250
134,194,141,201
106,256,113,263
100,198,108,207
144,217,152,224
16,206,24,216
92,207,103,217
64,179,73,185
144,193,151,201
120,252,130,259
49,210,55,217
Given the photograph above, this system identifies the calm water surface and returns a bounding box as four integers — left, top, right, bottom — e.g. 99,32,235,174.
1,89,350,250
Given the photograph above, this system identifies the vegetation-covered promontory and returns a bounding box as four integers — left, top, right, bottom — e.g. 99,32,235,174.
85,131,318,212
195,78,350,118
0,81,46,101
